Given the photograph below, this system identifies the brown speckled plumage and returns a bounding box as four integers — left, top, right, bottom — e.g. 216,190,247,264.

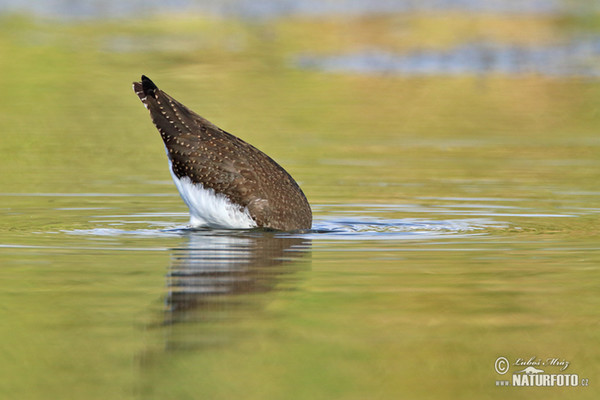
133,75,312,231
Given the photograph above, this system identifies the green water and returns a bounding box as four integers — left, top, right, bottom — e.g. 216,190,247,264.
1,11,600,399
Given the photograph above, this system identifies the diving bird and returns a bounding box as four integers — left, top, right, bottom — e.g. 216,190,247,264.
132,75,312,231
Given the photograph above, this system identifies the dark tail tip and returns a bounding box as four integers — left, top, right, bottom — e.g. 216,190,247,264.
141,75,158,97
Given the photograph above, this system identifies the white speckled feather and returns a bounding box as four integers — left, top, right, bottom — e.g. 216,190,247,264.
133,76,312,230
167,155,256,229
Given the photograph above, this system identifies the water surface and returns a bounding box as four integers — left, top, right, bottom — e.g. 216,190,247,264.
1,5,600,399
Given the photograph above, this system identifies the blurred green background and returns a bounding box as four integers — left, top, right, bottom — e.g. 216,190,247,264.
1,1,600,399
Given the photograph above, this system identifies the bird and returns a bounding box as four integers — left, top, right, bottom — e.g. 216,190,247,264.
132,75,312,231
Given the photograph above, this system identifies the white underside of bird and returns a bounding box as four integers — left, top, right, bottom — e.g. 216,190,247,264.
166,154,257,229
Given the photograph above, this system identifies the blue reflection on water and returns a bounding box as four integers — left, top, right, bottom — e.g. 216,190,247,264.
0,0,589,20
296,39,600,78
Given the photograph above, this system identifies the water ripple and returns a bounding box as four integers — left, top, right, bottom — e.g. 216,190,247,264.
306,216,506,240
61,216,506,241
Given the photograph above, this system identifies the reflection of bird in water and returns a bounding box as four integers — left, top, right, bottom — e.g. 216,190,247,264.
133,75,312,231
164,231,311,326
